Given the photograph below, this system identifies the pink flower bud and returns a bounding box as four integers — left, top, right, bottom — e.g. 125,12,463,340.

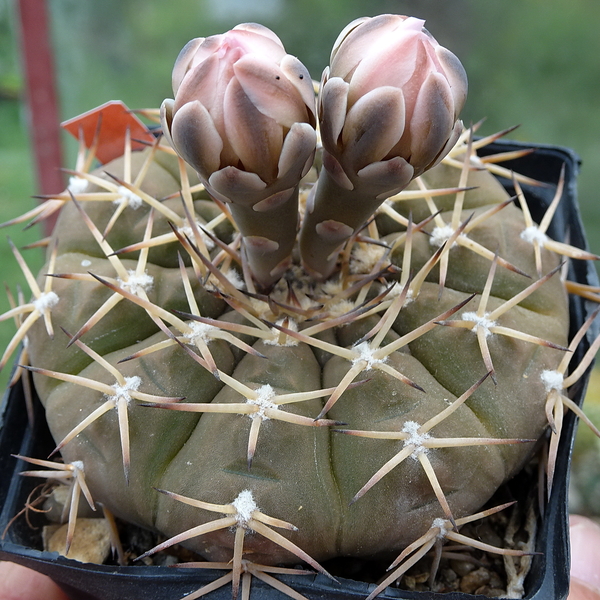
161,24,317,289
161,23,316,194
299,15,467,280
319,14,467,193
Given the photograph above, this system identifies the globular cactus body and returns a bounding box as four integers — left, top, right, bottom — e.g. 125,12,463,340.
24,144,567,564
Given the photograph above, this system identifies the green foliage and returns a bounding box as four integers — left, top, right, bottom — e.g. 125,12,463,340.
460,0,600,260
0,100,44,392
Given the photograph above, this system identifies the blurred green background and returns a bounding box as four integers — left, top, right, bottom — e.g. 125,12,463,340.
1,0,600,515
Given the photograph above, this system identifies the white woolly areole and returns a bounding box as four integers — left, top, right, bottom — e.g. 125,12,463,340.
110,375,141,404
520,226,548,246
68,176,88,194
119,270,154,295
206,269,246,294
402,420,431,459
320,278,344,297
430,225,459,249
349,245,386,274
70,460,84,473
33,291,59,313
232,489,257,527
352,341,385,369
114,186,143,209
327,300,356,319
541,369,564,392
382,282,414,306
265,318,299,347
386,282,403,298
432,517,450,539
462,311,496,338
243,298,270,321
177,223,215,251
223,268,245,290
186,321,217,345
247,384,278,420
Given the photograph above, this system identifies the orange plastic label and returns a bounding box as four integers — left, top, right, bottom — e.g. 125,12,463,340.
61,100,156,165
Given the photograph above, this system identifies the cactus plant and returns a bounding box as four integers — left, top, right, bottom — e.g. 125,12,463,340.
1,13,600,600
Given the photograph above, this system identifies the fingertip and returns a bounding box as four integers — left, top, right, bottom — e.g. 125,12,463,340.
569,515,600,598
569,577,600,600
0,562,70,600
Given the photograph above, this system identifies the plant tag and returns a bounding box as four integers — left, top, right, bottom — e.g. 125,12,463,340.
61,100,156,164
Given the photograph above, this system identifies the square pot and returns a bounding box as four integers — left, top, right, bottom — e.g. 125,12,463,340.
0,140,597,600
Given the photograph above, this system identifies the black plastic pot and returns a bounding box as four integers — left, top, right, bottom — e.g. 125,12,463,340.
0,140,597,600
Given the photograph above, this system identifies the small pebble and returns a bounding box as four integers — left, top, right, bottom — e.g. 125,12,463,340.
441,567,458,583
460,567,491,594
44,518,111,563
450,559,476,577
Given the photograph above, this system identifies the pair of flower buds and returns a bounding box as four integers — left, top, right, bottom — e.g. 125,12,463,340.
161,14,468,288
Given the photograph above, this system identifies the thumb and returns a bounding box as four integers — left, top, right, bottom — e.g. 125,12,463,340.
569,515,600,600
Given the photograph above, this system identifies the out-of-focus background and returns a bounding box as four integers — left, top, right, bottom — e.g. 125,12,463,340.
1,0,600,516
